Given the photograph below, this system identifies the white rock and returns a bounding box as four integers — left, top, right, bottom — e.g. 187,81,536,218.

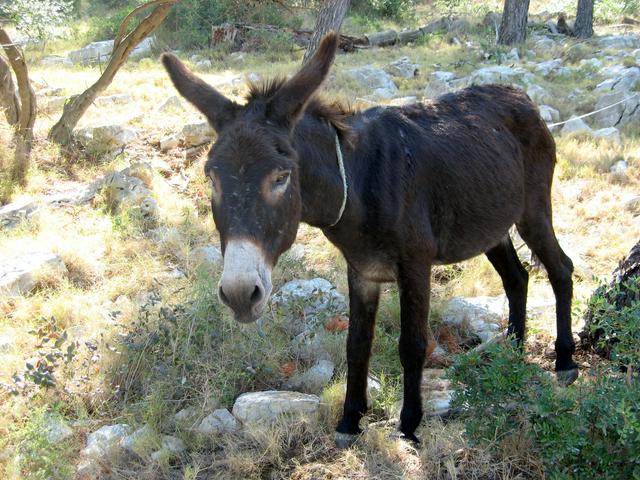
156,95,184,112
174,406,198,423
598,34,640,50
160,434,185,453
579,58,602,69
131,36,154,59
469,65,523,84
44,416,74,442
291,330,330,363
40,55,73,66
82,424,130,458
75,124,137,149
388,96,417,106
610,160,628,181
526,84,550,104
424,71,457,98
0,333,15,353
593,91,640,128
635,48,640,63
232,391,320,425
442,296,506,342
46,181,101,206
387,57,419,78
421,369,454,416
196,59,212,69
534,36,555,51
534,59,562,77
119,425,154,454
591,127,621,144
0,252,67,296
271,278,347,334
40,96,68,111
181,122,215,147
159,134,180,152
94,93,132,107
196,408,238,434
191,245,222,270
539,105,560,123
69,40,114,64
561,116,592,135
347,65,398,98
0,198,39,228
285,359,335,394
625,196,640,215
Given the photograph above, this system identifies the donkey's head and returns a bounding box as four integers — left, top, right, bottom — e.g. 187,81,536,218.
162,33,339,323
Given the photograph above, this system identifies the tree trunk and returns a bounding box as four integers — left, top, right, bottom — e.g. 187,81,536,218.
303,0,350,64
574,0,594,39
48,0,176,145
581,240,640,360
0,29,37,186
0,55,20,126
498,0,531,45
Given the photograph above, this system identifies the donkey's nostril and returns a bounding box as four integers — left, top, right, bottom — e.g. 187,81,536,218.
250,284,264,304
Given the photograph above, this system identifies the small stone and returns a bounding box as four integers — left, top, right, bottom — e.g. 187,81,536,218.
232,391,320,425
174,406,198,423
285,359,335,394
624,196,640,215
82,424,130,458
119,425,154,454
539,105,560,123
160,434,185,454
526,84,550,104
0,198,39,228
191,245,222,270
347,65,398,99
0,333,15,353
181,122,215,147
591,127,621,144
196,408,238,434
610,160,628,182
156,95,184,112
94,93,132,107
196,59,212,69
0,252,67,297
75,124,137,150
424,71,456,98
76,458,101,480
579,58,602,69
561,116,592,135
387,57,419,79
534,59,562,77
44,416,74,442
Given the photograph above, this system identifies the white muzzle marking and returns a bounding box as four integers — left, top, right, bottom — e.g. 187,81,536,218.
218,239,272,323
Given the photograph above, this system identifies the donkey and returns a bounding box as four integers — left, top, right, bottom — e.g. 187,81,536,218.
161,33,578,445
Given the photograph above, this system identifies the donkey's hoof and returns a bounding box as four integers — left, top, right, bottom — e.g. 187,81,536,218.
556,368,579,386
335,432,360,449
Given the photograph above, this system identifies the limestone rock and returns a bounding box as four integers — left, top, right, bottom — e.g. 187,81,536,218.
598,34,640,50
539,105,560,123
422,368,454,416
610,160,628,182
0,198,39,228
285,359,335,394
181,122,215,147
387,57,419,78
0,252,67,296
196,408,238,434
592,127,621,144
119,425,154,454
69,40,114,64
196,59,212,69
75,124,137,150
94,94,132,107
560,116,592,135
156,95,184,112
424,71,457,98
593,91,640,128
534,59,562,77
469,65,524,85
81,424,131,458
625,196,640,215
232,391,320,425
442,296,507,342
347,65,398,99
526,83,550,104
271,278,347,334
44,416,74,442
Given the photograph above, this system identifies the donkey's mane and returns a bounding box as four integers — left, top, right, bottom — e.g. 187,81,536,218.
246,78,353,139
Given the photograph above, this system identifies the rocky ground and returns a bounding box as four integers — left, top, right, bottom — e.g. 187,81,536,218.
1,15,639,480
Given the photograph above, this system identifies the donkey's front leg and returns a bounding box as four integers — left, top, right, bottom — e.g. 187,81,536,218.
398,261,431,442
335,266,380,446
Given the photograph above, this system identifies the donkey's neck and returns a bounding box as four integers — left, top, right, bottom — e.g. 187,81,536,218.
293,115,353,229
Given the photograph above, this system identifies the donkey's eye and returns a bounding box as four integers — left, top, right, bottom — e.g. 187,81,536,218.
273,171,290,187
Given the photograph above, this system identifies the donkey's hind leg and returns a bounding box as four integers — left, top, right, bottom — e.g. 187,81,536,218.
486,236,529,345
517,216,578,385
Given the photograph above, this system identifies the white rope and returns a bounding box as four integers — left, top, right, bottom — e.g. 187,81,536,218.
546,93,639,127
329,134,348,227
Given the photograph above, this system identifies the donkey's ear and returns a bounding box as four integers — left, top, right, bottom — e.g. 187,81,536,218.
268,32,339,128
161,53,240,131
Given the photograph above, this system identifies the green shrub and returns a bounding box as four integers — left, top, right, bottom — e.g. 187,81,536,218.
351,0,416,21
0,0,72,43
595,0,640,24
449,342,640,479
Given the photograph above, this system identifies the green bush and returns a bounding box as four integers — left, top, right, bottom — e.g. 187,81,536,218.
595,0,640,24
449,342,640,479
0,0,72,43
351,0,416,21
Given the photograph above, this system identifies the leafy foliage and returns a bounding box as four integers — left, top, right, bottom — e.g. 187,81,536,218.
450,342,640,479
351,0,416,21
0,0,72,43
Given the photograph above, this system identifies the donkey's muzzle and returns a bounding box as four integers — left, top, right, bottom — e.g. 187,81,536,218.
218,239,272,323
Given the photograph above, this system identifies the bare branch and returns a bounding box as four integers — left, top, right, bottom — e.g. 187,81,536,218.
49,0,177,145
